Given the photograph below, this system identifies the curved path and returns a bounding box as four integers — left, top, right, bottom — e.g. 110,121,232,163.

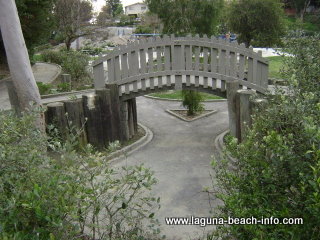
111,97,229,240
0,62,61,110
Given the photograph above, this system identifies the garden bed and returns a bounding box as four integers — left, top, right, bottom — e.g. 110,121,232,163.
166,109,217,122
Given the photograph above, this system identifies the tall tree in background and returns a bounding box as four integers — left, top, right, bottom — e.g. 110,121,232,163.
145,0,224,36
55,0,93,50
0,0,55,64
97,5,112,25
227,0,285,47
106,0,123,18
0,0,44,130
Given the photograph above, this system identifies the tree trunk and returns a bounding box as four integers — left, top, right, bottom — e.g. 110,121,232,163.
0,0,45,130
300,0,311,22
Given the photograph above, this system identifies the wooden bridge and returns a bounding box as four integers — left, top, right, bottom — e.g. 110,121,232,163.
92,35,269,100
43,35,269,150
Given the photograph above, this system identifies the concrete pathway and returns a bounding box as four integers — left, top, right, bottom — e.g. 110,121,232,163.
111,97,229,240
0,62,61,110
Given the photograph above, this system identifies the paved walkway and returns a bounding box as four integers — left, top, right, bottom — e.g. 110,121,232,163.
111,97,229,240
0,62,61,110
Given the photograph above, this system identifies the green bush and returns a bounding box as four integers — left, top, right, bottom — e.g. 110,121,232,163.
0,110,162,240
182,90,204,116
42,50,91,84
211,36,320,239
36,82,52,95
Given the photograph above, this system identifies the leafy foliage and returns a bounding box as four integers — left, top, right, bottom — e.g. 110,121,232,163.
181,90,204,116
211,35,320,239
106,0,123,18
16,0,56,54
0,110,162,240
227,0,286,47
145,0,224,35
42,49,91,84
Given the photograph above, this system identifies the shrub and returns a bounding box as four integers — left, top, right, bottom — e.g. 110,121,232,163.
0,110,162,240
42,50,91,84
182,90,204,116
211,35,320,239
36,82,52,95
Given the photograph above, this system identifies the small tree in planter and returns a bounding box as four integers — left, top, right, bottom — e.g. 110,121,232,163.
182,90,204,116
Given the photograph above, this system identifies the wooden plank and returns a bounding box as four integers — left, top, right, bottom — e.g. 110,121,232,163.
156,46,162,71
107,58,114,82
106,84,121,141
219,49,226,75
139,48,147,74
194,46,200,71
64,98,87,146
239,54,245,79
164,45,171,70
248,57,253,83
96,88,113,144
252,58,257,84
211,48,218,73
203,47,209,72
121,53,129,79
186,75,191,86
129,50,139,76
46,102,68,141
185,45,192,70
114,56,121,81
93,62,105,89
230,52,236,77
212,78,217,89
195,75,199,87
82,94,105,149
203,77,208,88
148,47,154,72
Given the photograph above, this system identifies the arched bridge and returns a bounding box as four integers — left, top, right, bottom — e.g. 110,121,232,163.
92,35,269,100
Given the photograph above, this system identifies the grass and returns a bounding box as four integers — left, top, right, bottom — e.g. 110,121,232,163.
149,90,224,100
266,56,287,79
285,15,320,33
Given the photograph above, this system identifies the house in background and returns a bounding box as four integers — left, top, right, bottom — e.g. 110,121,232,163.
125,2,148,18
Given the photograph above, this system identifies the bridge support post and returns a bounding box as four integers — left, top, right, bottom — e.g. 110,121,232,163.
106,84,121,141
119,101,130,142
226,81,240,140
96,88,113,145
237,89,255,142
64,98,87,147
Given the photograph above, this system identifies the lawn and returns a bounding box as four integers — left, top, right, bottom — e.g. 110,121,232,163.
149,90,224,100
266,56,287,79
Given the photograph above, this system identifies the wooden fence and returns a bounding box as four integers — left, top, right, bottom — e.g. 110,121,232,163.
92,35,269,99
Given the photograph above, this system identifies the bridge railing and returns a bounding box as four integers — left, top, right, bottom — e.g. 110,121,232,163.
92,35,269,96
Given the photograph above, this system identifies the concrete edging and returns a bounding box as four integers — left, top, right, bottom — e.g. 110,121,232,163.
107,122,153,162
144,95,227,102
166,109,217,122
41,89,95,99
213,129,237,166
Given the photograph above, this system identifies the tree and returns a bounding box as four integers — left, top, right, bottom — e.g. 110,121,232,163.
54,0,93,50
145,0,224,36
0,0,44,130
227,0,286,47
106,0,123,18
182,90,204,116
97,5,112,25
0,0,55,63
